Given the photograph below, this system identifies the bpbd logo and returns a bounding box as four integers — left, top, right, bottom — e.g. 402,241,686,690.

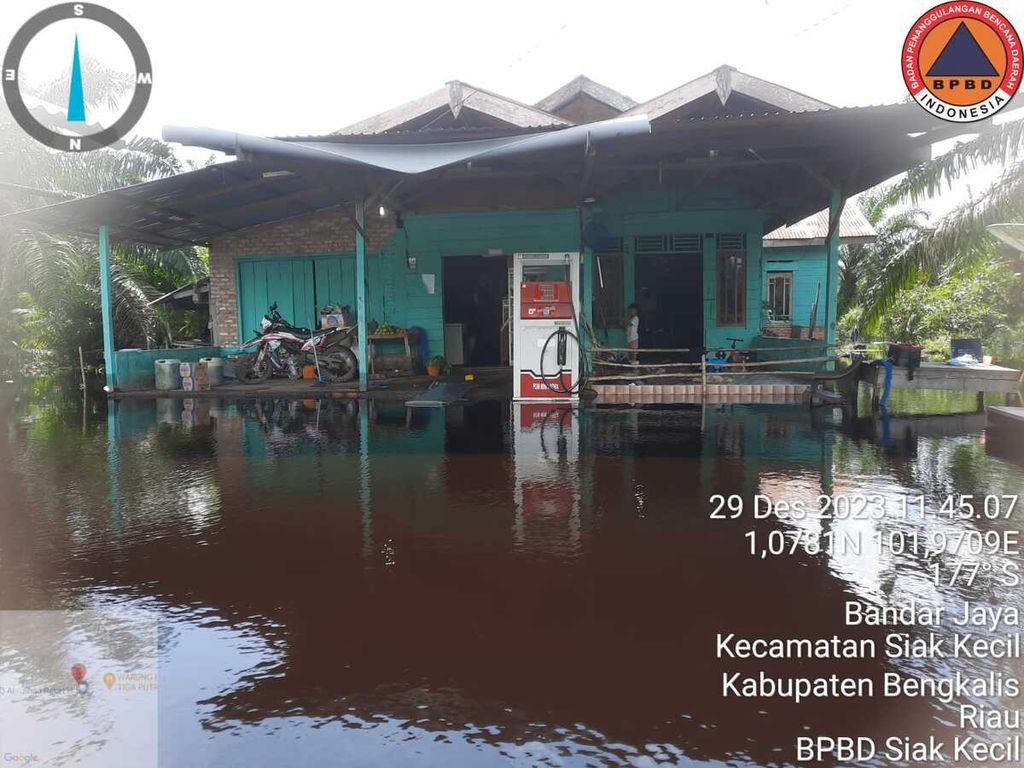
903,3,1020,122
2,3,152,151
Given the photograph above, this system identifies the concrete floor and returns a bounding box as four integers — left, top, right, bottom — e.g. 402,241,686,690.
111,367,514,401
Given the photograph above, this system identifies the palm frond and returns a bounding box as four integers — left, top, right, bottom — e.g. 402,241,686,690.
860,164,1024,332
882,118,1024,205
31,55,134,114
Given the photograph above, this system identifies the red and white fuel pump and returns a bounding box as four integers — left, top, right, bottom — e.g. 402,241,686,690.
512,252,582,400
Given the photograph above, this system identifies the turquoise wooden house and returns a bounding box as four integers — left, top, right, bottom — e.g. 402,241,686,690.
5,65,950,391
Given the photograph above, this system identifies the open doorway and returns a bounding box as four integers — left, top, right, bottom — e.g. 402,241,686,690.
635,253,703,359
442,255,509,367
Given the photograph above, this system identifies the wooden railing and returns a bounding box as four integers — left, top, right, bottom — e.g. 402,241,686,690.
589,340,852,385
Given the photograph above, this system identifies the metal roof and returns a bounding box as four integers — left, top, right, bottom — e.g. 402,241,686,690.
0,102,959,249
149,277,209,306
0,160,376,247
764,205,877,246
535,75,638,114
987,223,1024,252
336,81,570,135
624,64,833,121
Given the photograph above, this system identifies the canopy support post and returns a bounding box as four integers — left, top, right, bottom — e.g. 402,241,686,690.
98,224,116,391
824,188,845,353
354,201,369,392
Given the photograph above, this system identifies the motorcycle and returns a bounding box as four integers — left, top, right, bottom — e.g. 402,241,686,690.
237,304,358,384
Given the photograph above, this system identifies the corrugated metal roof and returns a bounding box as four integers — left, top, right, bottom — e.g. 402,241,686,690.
535,75,638,114
336,81,570,135
624,64,833,121
764,205,877,246
3,102,948,250
0,160,374,248
987,223,1024,252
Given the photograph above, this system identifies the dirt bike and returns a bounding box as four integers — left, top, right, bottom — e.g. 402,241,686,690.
237,304,358,384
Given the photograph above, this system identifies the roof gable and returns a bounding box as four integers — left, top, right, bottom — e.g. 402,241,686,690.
535,75,637,115
625,65,833,122
337,81,570,135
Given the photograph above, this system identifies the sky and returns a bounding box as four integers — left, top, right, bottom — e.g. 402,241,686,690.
2,0,1022,215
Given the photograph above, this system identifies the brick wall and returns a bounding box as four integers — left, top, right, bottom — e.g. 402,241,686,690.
208,207,396,346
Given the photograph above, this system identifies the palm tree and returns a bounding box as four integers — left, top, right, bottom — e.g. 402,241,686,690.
857,117,1024,331
0,59,206,366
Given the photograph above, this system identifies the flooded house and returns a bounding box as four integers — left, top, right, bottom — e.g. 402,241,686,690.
5,65,951,392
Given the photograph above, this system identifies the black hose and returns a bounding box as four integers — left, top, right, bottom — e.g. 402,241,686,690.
540,327,580,394
539,316,592,395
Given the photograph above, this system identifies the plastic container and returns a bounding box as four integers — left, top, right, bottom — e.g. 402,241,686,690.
887,344,922,369
951,338,982,361
199,357,224,386
154,359,182,391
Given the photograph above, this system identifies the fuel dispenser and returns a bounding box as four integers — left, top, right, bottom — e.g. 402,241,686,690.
512,252,582,400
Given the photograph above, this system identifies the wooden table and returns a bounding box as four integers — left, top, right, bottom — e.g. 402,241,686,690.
862,361,1022,394
368,332,413,373
989,406,1024,427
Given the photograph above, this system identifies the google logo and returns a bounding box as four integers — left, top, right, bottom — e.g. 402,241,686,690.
3,754,40,765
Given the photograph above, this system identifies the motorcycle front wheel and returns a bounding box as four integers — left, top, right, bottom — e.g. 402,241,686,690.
237,352,271,384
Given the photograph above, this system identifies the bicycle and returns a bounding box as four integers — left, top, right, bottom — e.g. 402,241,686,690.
705,337,751,373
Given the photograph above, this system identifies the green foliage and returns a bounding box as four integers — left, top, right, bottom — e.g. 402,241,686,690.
839,116,1024,367
154,304,207,347
0,60,208,367
876,261,1015,345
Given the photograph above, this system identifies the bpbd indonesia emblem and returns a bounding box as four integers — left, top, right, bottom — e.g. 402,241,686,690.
903,3,1020,122
2,3,152,151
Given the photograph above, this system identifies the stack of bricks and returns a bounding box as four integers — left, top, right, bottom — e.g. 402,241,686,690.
207,207,397,346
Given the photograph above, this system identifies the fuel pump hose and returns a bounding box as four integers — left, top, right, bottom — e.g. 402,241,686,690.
538,299,592,395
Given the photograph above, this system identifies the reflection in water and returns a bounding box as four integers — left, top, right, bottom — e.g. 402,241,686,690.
1,387,1023,767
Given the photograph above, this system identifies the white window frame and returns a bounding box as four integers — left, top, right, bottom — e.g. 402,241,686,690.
766,271,793,322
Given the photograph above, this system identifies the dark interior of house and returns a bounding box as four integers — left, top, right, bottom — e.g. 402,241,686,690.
442,255,509,367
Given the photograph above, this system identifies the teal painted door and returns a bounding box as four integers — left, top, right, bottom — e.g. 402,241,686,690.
237,259,316,339
314,256,355,310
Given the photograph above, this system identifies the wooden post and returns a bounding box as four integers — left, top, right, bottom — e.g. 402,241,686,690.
354,201,369,392
78,346,87,392
807,280,820,340
98,224,116,391
824,188,845,352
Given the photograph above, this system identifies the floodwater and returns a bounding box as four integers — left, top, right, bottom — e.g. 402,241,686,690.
1,383,1023,767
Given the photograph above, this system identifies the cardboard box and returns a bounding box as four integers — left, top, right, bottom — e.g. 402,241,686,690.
180,361,210,379
321,307,353,328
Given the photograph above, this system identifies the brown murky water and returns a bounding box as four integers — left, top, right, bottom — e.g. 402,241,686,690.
1,384,1022,767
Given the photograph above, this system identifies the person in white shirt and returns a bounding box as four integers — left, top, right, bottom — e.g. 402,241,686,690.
626,303,640,367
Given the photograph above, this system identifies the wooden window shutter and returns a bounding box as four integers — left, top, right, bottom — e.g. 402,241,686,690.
715,234,747,326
